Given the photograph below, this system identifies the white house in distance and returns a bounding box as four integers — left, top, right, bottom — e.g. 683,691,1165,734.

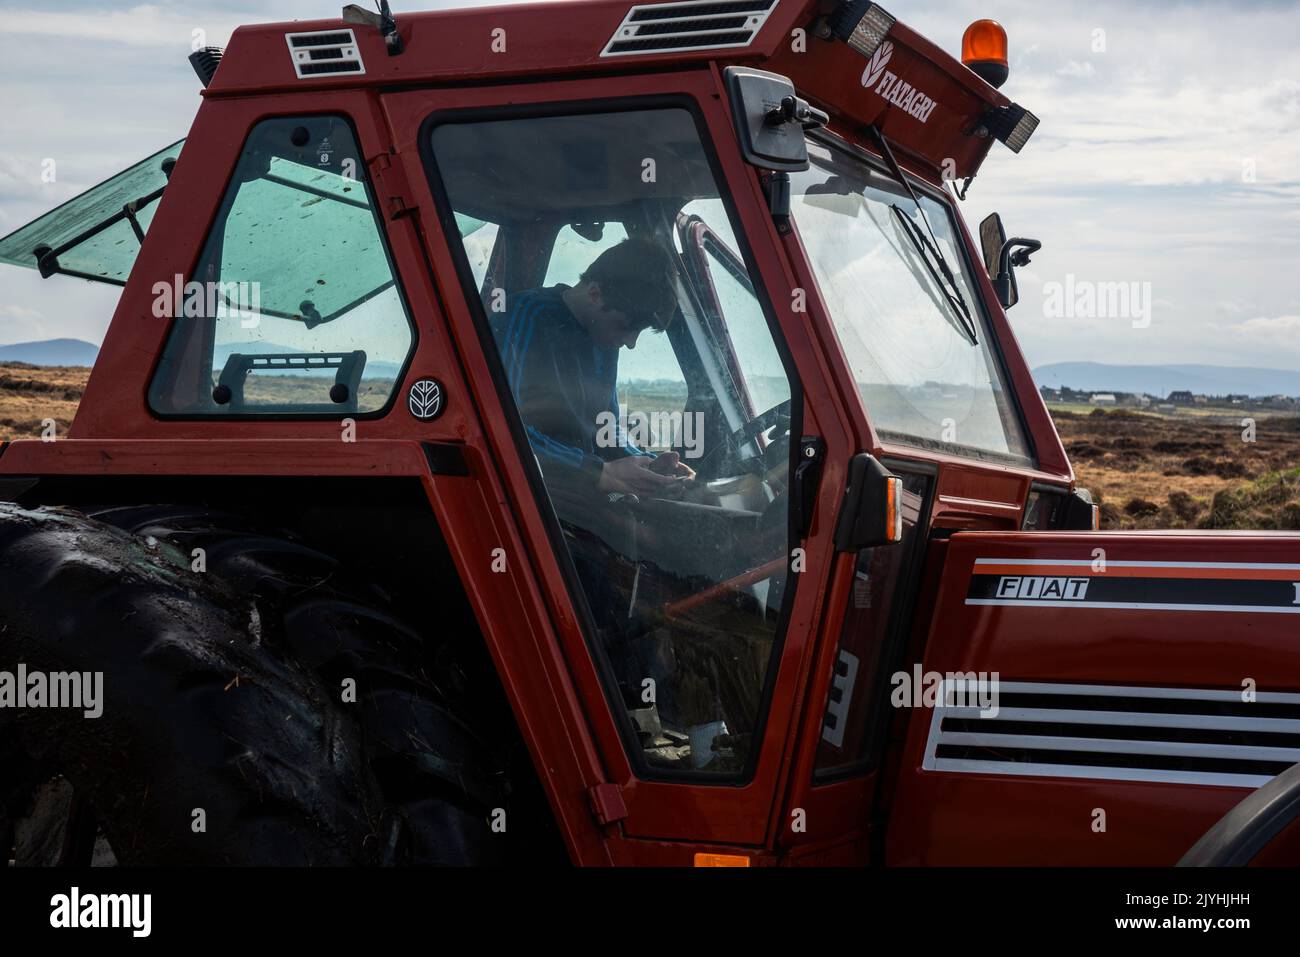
1089,393,1117,406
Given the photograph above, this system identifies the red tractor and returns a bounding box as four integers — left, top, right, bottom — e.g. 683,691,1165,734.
1,0,1296,867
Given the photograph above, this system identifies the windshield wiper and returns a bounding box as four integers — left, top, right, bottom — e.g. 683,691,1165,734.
866,126,979,345
890,204,978,345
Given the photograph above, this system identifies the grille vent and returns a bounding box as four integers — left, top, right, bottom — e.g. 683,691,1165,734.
285,29,366,78
922,681,1300,788
601,0,778,56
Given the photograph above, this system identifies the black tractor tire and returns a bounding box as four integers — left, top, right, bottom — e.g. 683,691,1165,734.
0,502,508,866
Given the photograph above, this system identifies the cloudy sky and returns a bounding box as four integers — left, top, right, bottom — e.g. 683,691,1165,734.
0,0,1297,370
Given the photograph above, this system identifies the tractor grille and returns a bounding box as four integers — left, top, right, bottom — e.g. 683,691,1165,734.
285,29,366,78
922,681,1300,788
601,0,778,56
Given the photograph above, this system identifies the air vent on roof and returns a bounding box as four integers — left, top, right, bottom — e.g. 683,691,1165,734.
923,681,1300,788
602,0,778,56
285,29,366,78
189,46,224,88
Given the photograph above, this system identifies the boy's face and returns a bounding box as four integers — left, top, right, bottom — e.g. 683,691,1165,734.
580,283,651,350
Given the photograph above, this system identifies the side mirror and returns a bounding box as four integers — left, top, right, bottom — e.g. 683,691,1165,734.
979,213,1017,308
979,213,1042,310
723,67,826,172
833,454,904,551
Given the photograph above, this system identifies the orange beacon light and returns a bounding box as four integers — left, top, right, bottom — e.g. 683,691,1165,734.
962,19,1009,88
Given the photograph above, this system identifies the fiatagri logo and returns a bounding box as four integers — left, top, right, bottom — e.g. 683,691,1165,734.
863,40,894,87
860,40,939,124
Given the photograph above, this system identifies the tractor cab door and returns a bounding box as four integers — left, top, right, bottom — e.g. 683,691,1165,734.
883,529,1300,865
382,69,864,857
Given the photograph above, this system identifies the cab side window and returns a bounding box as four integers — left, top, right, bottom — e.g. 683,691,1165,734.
149,116,415,416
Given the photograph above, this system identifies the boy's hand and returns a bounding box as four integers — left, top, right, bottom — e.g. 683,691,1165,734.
598,456,677,495
646,451,696,480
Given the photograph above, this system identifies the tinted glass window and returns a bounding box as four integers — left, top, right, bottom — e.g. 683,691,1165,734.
0,140,183,285
149,117,414,415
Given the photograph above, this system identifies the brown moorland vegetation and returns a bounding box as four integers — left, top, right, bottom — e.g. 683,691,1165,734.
0,363,87,441
1049,406,1300,530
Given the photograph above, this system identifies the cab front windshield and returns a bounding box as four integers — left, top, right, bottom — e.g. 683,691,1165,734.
789,137,1030,462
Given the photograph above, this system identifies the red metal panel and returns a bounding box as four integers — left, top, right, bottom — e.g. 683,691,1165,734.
205,1,1013,185
886,530,1300,865
205,0,814,97
0,438,429,475
766,20,1006,181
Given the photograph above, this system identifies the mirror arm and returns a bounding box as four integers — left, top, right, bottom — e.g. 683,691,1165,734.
992,237,1042,308
766,96,829,131
997,237,1041,275
990,273,1014,308
762,171,792,224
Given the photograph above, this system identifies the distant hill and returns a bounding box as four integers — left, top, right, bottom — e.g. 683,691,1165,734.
0,338,99,367
1033,362,1300,398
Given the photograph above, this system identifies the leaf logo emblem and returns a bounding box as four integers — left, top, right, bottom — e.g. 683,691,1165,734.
861,40,894,90
408,378,445,420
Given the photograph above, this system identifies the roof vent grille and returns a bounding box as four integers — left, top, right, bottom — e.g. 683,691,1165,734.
285,29,366,78
602,0,778,56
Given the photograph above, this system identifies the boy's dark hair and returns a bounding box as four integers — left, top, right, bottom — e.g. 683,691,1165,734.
579,237,678,332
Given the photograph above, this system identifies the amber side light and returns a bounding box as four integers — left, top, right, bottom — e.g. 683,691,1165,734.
694,852,751,867
962,19,1010,88
885,475,903,542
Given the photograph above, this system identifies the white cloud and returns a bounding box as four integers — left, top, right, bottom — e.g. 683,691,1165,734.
1238,314,1300,335
0,303,52,344
1057,60,1095,78
0,5,247,49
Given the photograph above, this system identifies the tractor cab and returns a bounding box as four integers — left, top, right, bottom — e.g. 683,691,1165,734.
3,0,1297,868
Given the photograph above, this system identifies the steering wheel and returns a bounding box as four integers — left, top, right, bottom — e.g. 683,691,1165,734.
731,397,792,445
729,397,793,476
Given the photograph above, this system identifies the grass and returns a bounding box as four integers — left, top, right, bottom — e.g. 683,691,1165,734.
1198,467,1300,530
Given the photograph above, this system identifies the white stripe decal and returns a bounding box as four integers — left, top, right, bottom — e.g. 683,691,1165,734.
972,681,1300,702
973,558,1300,571
965,598,1300,614
940,705,1300,732
925,758,1271,789
937,732,1300,763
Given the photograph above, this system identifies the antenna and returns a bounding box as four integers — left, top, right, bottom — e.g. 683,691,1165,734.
341,1,402,55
